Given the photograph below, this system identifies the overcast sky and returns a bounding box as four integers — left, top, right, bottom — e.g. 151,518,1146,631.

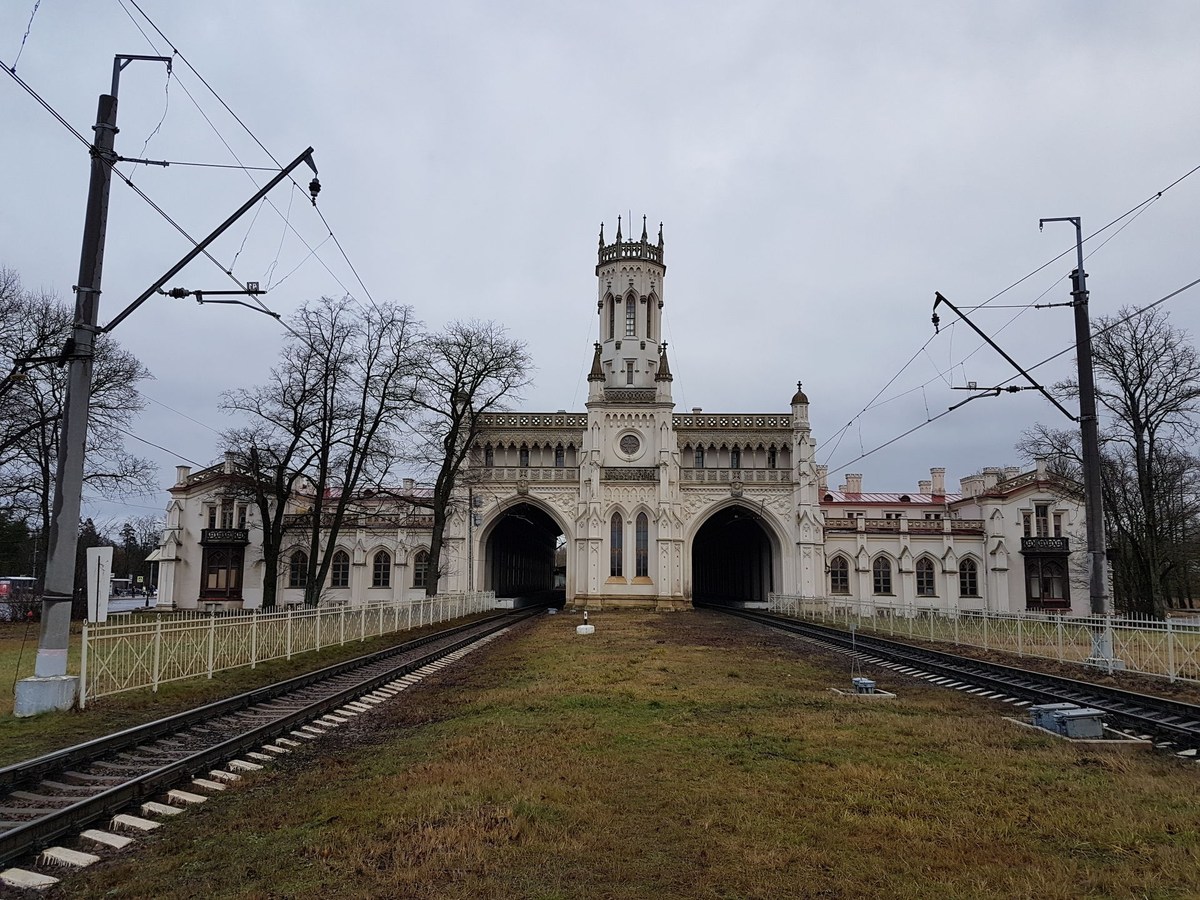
5,1,1200,524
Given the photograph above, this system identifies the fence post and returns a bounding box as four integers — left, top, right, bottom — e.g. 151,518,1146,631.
152,617,163,693
251,609,258,669
1056,616,1063,661
983,612,989,651
316,606,323,653
953,609,959,645
207,612,216,678
908,604,914,639
1166,619,1176,681
1017,614,1023,657
340,604,346,646
1106,615,1115,674
79,622,89,710
407,601,413,631
286,606,293,661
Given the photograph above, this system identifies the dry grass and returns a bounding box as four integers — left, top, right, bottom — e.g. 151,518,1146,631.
60,611,1200,900
0,613,491,769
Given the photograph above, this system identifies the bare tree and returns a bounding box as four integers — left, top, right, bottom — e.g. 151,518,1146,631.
408,320,532,596
0,268,155,581
222,297,421,606
1019,306,1200,615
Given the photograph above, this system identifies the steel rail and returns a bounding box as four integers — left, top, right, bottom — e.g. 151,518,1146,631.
0,610,534,867
709,605,1200,747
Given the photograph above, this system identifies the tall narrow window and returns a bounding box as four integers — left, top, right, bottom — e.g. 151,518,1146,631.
625,360,635,385
220,499,234,529
626,294,637,336
331,550,350,588
829,556,849,594
610,512,623,577
519,445,529,467
694,447,705,468
207,505,217,530
413,550,429,588
555,445,565,467
237,504,248,530
635,512,649,578
730,448,741,469
484,445,494,466
916,558,936,596
1035,504,1049,537
288,550,308,588
372,550,391,588
872,557,892,595
1053,513,1062,537
959,558,979,597
767,447,777,469
1023,512,1032,537
646,297,653,340
608,296,615,340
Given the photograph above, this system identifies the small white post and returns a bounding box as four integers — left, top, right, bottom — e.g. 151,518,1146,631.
340,604,346,646
152,617,163,693
1017,613,1023,657
316,606,324,653
1056,616,1064,661
79,622,89,710
286,606,293,660
251,609,258,669
983,611,989,651
1167,617,1176,683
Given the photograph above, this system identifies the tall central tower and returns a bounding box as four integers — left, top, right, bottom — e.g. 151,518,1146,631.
588,216,670,402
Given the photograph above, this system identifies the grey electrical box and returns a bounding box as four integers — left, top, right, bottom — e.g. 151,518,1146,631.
1052,708,1106,739
852,677,876,694
1029,703,1079,730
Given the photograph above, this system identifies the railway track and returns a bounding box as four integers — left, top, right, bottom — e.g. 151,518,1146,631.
711,605,1200,754
0,608,535,878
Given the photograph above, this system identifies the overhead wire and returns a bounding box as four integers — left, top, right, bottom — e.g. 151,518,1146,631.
9,0,42,73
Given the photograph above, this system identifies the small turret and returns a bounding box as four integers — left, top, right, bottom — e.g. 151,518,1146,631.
791,381,809,405
791,380,810,430
655,342,673,381
587,342,605,381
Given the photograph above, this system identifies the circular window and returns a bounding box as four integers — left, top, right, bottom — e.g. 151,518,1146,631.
619,434,641,455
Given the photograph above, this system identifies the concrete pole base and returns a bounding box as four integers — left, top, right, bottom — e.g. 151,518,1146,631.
14,675,78,717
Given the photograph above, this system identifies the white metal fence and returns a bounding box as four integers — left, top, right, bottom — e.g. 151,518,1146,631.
767,593,1200,685
80,592,495,706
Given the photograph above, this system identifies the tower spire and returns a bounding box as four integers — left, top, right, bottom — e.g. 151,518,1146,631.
641,215,648,242
655,341,673,381
587,342,605,381
657,221,664,250
615,215,622,243
599,222,604,247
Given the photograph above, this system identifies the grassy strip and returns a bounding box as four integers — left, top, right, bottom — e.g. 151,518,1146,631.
0,613,491,769
63,611,1200,900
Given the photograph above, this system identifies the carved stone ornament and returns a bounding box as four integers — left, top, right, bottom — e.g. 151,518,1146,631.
516,478,529,496
730,481,745,498
619,433,641,455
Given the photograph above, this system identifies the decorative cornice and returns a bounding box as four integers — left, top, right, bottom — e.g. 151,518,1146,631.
601,467,658,481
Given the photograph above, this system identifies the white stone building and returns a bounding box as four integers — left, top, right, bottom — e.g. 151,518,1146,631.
155,218,1086,613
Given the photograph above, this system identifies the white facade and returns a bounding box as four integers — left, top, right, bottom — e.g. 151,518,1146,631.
156,220,1086,614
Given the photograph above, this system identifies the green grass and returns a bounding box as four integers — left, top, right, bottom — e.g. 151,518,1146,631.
61,611,1200,900
0,613,492,769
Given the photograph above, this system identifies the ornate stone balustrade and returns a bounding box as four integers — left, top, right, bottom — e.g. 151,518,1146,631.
479,466,581,482
679,468,790,484
823,518,984,535
674,414,791,429
477,413,587,428
598,239,663,265
950,520,985,533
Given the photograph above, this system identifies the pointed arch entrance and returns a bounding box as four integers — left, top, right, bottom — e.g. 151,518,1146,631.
482,501,567,599
689,503,778,605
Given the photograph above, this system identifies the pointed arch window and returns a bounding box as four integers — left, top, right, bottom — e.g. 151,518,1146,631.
635,512,649,578
646,295,654,340
730,447,741,469
331,550,350,589
767,446,777,469
916,557,936,596
626,293,637,336
372,550,391,588
872,557,892,595
694,447,705,468
413,550,430,588
519,445,530,467
288,550,308,588
959,558,979,597
608,294,615,340
829,556,850,594
555,444,565,467
484,444,494,467
610,512,624,577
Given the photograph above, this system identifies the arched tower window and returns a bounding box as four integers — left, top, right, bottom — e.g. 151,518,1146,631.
484,444,494,467
694,447,705,468
610,512,624,577
519,445,529,467
555,444,565,467
872,557,892,595
413,550,430,588
959,558,979,597
646,294,654,340
916,557,936,596
767,446,777,469
372,550,391,588
608,295,616,340
626,293,637,336
829,556,849,594
635,512,649,578
331,550,350,589
730,447,741,469
288,550,308,588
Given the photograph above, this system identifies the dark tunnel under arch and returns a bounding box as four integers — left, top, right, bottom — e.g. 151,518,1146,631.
691,505,774,605
485,502,565,597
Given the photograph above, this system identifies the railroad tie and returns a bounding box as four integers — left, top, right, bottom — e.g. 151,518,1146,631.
38,846,101,868
167,790,208,805
141,801,185,817
0,867,59,890
79,829,134,850
227,759,264,772
110,813,161,833
191,778,228,792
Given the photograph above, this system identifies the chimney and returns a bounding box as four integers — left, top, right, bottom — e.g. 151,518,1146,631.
930,467,945,496
175,465,191,486
223,451,236,474
982,466,1001,490
960,473,984,497
402,478,415,492
918,479,932,494
692,408,703,414
1036,457,1047,479
817,465,828,492
844,473,863,494
1003,466,1020,481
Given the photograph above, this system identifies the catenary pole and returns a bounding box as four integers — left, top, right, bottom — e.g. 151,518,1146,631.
1041,216,1113,658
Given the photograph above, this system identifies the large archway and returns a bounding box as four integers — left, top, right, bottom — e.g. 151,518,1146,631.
484,502,566,600
690,504,775,605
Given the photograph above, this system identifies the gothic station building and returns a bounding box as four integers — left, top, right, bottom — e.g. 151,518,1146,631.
155,218,1086,614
